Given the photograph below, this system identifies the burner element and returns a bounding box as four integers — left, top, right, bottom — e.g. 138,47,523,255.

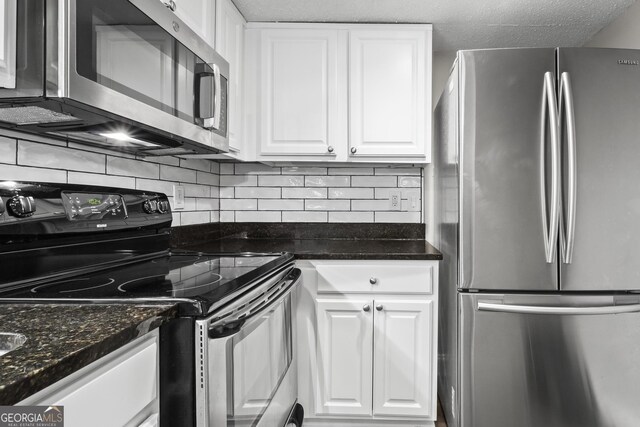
31,278,115,294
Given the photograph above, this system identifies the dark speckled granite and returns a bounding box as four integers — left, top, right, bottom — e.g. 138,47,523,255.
0,303,177,405
174,222,441,260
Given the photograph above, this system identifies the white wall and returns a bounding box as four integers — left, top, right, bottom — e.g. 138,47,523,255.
585,1,640,48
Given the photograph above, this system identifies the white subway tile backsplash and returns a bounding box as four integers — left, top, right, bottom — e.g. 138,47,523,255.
19,141,105,173
181,211,211,225
281,166,327,175
219,187,235,198
146,155,180,166
220,211,234,222
282,188,327,199
235,163,280,175
328,167,374,176
235,211,281,222
220,163,234,175
68,172,135,189
108,156,159,179
161,164,197,183
180,158,212,172
375,188,422,200
374,167,421,176
282,211,327,222
135,178,174,195
196,171,220,186
196,198,219,211
305,176,350,187
183,198,198,211
210,162,220,174
375,211,421,223
305,200,350,211
235,187,281,199
259,175,304,187
220,198,258,211
351,199,389,211
398,176,421,188
328,212,374,223
183,183,211,198
0,136,16,164
171,213,181,226
259,199,303,211
328,188,374,199
0,164,67,183
220,175,258,187
351,176,396,187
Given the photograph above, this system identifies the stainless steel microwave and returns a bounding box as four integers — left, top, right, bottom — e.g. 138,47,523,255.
0,0,229,155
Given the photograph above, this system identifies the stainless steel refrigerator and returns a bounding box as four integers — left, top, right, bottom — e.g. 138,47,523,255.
433,48,640,427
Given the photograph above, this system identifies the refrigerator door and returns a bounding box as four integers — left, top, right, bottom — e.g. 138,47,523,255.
558,48,640,291
458,49,558,291
459,293,640,427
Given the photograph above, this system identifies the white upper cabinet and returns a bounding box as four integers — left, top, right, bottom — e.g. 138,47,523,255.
216,0,246,155
349,29,428,159
257,29,344,158
160,0,216,48
245,23,432,163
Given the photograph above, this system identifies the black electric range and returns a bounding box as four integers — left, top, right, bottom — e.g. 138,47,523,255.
0,182,302,427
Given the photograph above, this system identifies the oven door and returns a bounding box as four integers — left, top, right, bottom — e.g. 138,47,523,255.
196,267,301,427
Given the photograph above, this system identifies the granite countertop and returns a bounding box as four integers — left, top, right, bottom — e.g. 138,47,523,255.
173,222,443,260
183,237,442,260
0,303,177,405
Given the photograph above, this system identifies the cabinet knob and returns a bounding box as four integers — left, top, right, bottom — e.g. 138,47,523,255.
376,304,384,311
363,304,371,312
350,147,357,154
165,0,177,11
369,277,378,285
327,146,334,153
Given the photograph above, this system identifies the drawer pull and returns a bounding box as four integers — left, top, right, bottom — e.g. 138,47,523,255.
376,304,384,311
363,304,371,312
369,277,378,285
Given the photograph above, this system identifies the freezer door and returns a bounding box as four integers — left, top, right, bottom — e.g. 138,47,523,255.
459,293,640,427
558,48,640,291
459,49,558,291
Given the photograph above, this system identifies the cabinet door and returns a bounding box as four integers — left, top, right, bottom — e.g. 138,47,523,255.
171,0,215,48
216,0,245,154
349,29,429,158
373,299,433,417
260,29,342,157
316,298,373,416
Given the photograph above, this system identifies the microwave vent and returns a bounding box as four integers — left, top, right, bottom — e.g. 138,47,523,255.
0,106,79,125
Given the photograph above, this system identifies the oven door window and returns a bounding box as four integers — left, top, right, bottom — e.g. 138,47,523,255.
229,296,293,427
74,0,214,125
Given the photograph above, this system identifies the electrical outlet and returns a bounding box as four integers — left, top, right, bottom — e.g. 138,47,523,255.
389,190,402,211
173,185,185,210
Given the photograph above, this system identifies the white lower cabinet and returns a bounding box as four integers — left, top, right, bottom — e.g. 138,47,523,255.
19,330,160,427
297,260,438,426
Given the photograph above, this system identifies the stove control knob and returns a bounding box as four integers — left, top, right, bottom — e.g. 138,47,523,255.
157,199,170,214
142,199,158,214
7,196,36,218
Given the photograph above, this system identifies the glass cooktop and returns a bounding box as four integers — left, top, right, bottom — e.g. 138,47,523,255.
0,251,293,316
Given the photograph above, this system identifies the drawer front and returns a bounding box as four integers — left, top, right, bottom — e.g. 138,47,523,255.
315,261,434,294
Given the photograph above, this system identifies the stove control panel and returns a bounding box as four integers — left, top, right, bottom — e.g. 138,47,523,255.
61,192,127,220
7,195,36,218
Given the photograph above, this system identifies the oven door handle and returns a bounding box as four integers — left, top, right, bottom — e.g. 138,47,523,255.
208,268,301,338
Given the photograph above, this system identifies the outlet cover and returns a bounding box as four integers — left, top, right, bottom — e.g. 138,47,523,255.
405,189,421,212
389,189,402,211
173,185,185,210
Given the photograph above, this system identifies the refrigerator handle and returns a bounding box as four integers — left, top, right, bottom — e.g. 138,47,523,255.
540,72,561,263
478,301,640,315
559,72,577,264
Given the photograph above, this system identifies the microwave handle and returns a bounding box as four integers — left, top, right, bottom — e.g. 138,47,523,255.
194,64,221,130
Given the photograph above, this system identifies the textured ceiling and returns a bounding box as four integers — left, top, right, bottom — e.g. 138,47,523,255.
231,0,636,51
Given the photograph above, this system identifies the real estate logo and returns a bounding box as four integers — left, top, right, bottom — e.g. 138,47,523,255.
0,406,64,427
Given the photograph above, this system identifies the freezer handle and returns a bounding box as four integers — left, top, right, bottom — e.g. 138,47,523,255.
540,71,561,264
559,71,577,264
478,301,640,315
